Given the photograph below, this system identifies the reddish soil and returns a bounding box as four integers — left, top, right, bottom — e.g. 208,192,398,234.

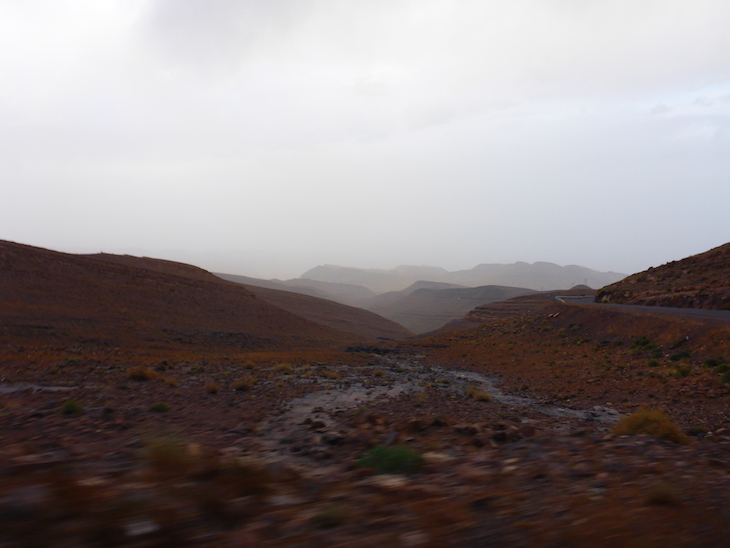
4,241,730,546
597,242,730,309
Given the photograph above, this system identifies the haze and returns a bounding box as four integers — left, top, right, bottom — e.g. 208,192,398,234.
1,1,729,280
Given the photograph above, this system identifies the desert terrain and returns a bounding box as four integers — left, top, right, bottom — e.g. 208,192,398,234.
2,241,730,546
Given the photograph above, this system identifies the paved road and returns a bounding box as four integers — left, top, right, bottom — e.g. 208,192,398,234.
554,295,730,322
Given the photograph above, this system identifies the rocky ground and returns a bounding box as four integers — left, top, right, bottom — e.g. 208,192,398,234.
3,319,730,547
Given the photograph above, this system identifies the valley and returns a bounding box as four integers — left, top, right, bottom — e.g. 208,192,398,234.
1,240,730,546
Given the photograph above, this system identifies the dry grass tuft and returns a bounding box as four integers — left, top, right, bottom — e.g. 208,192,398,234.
611,406,689,444
466,386,493,402
127,366,159,381
645,481,682,506
161,375,178,387
205,382,220,394
324,370,341,380
232,375,256,391
274,362,293,374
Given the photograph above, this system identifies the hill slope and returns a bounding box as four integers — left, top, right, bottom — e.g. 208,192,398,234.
596,242,730,310
0,241,365,350
368,283,536,334
301,262,625,293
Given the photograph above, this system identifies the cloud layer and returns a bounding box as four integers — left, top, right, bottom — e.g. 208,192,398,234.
1,1,729,278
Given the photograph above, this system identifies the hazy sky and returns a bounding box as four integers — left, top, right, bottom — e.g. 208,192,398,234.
1,1,729,279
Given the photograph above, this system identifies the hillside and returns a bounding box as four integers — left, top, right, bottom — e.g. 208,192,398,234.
368,283,537,334
0,240,365,351
597,242,730,310
301,262,625,293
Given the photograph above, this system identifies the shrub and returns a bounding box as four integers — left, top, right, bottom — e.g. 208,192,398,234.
611,406,688,444
714,363,730,374
357,445,424,475
232,376,256,391
313,504,348,528
373,369,385,377
647,360,660,367
632,336,653,349
722,371,730,384
274,362,293,373
466,386,493,402
669,350,691,362
704,358,724,368
127,366,159,381
672,365,692,378
149,402,170,413
143,435,196,477
61,400,84,416
161,376,178,387
324,370,341,380
205,382,220,394
651,348,664,359
645,481,681,506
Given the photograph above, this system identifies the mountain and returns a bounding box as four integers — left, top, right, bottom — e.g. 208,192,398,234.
367,283,537,334
0,241,368,351
300,262,625,293
596,242,730,310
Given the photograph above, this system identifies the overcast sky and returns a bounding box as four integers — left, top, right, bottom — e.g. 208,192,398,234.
1,1,729,279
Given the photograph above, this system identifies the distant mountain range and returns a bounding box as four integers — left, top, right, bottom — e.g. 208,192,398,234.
300,262,626,294
216,261,625,334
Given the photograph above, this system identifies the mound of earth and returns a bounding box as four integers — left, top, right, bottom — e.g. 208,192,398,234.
0,240,365,351
597,242,730,310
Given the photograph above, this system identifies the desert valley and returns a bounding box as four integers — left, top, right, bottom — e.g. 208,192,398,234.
2,239,730,547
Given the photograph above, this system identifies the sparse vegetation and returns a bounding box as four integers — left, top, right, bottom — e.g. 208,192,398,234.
324,370,341,380
127,366,159,381
205,382,220,394
357,445,424,475
466,385,493,402
645,481,682,506
611,406,689,444
274,362,293,373
232,375,256,391
142,435,197,477
149,402,170,413
669,350,691,362
61,400,84,415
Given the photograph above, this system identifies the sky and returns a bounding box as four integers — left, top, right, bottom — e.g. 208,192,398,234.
1,1,729,280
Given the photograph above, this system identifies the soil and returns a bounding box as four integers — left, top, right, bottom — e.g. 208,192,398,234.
597,241,730,309
4,242,730,546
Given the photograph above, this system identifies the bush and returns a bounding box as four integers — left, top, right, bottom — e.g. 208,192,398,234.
647,360,660,367
672,365,692,378
127,366,159,381
714,363,730,374
61,400,84,416
205,382,220,394
232,376,256,391
466,386,493,402
143,435,196,477
704,358,724,368
611,406,688,444
669,350,691,362
357,445,424,475
324,370,341,380
149,402,170,413
274,362,293,373
722,371,730,384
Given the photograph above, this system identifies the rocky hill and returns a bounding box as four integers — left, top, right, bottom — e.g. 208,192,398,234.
596,242,730,310
0,240,366,351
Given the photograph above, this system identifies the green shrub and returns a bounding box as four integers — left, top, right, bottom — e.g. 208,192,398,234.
714,363,730,374
672,365,691,378
704,358,724,368
722,371,730,384
647,360,660,367
149,402,170,413
611,406,688,444
61,400,84,416
669,350,691,362
357,445,424,475
651,348,664,359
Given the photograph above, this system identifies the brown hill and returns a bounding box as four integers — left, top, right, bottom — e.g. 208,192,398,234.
369,284,537,334
597,242,730,310
223,283,413,341
83,258,410,340
0,240,365,351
